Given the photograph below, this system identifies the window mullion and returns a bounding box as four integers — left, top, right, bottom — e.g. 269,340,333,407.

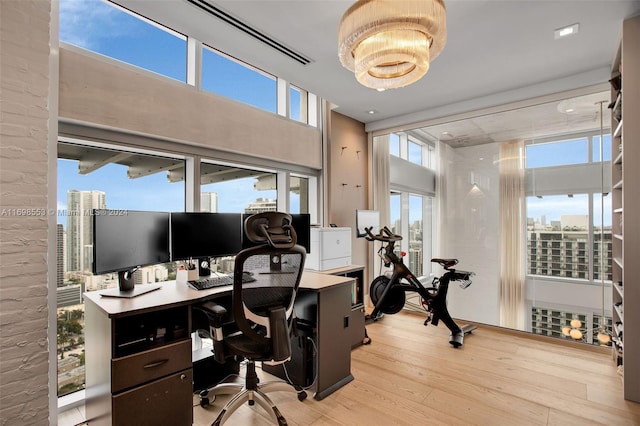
186,37,202,89
277,78,289,118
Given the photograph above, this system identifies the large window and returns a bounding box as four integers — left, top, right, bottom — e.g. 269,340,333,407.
202,46,277,113
290,175,311,214
290,85,302,122
526,194,590,279
526,132,612,282
59,0,320,125
56,141,185,397
59,0,187,82
200,163,277,214
385,130,435,281
408,195,424,276
389,133,401,157
526,137,589,168
389,191,433,279
390,192,401,234
389,132,435,168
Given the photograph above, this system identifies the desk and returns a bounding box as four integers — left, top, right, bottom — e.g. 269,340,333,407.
83,272,355,426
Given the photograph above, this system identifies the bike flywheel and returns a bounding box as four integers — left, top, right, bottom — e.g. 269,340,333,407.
370,275,406,315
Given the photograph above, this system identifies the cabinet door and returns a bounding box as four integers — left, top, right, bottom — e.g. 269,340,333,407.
350,305,366,348
113,369,193,426
315,283,353,399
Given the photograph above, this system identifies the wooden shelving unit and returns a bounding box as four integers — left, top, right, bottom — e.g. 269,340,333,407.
610,15,640,402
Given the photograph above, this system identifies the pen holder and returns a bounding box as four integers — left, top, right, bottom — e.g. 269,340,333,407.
187,268,198,281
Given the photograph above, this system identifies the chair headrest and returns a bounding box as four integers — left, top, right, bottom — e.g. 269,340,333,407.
244,212,297,249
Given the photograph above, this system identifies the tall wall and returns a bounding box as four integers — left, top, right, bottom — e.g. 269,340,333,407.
327,111,369,271
0,0,53,424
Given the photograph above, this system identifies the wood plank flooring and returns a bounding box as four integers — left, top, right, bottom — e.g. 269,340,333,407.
193,311,640,426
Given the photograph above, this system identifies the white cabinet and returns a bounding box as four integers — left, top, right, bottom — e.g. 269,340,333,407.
306,227,352,271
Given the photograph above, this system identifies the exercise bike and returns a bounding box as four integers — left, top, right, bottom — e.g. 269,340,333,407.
364,226,476,348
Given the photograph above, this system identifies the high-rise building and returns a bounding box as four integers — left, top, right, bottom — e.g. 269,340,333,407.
57,224,64,287
245,198,276,213
201,192,218,212
527,215,612,280
531,306,611,346
66,190,106,273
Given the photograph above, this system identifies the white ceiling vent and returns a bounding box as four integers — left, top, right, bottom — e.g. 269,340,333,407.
187,0,313,66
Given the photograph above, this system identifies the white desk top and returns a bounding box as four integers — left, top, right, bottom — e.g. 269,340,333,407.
83,270,353,318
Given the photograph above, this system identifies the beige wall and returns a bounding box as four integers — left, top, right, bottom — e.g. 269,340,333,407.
59,48,322,170
327,111,369,271
0,0,52,423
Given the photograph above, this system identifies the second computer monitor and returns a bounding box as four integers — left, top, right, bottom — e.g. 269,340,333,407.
170,212,243,261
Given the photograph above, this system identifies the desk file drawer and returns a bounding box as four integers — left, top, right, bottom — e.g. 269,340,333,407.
112,368,193,426
111,339,191,393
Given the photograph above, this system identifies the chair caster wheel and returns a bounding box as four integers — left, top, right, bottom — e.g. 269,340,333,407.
297,391,307,401
199,390,211,407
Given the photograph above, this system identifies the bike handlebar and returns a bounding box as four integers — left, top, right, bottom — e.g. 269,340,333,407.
364,226,403,242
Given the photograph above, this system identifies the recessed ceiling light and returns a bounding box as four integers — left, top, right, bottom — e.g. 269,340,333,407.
554,23,579,39
376,88,386,92
367,110,377,114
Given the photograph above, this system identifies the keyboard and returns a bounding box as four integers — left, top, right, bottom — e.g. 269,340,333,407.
188,274,233,291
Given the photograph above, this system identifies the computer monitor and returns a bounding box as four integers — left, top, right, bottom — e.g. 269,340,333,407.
355,209,380,238
291,213,311,253
92,209,170,296
241,213,311,253
170,212,243,263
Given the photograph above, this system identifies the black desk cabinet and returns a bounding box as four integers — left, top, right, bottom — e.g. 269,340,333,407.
84,304,193,426
289,281,354,399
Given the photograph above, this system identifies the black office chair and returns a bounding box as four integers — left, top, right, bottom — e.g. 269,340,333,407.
194,212,307,426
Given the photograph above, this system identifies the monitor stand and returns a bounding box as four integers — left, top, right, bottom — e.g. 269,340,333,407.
258,255,294,274
100,269,161,298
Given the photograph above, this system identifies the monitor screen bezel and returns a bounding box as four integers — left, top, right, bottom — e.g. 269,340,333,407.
92,209,171,276
355,209,380,238
170,212,243,261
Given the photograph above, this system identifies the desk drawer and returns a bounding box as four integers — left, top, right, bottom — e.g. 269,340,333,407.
112,339,191,393
113,368,193,426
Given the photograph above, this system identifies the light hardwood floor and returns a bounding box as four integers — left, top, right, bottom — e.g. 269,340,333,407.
191,311,640,426
60,311,640,425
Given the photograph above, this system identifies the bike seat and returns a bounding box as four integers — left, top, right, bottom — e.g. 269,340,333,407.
431,258,458,269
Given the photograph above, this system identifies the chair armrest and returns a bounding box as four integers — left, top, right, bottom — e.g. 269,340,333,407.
269,306,292,362
193,301,227,363
197,301,227,326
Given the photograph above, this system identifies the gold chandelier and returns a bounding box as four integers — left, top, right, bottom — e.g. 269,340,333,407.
338,0,447,90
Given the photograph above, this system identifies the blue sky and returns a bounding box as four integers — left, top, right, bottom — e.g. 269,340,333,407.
57,159,185,215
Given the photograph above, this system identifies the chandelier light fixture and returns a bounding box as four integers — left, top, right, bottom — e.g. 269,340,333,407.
562,319,584,341
338,0,447,90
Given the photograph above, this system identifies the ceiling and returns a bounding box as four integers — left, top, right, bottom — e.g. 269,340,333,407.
114,0,639,140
